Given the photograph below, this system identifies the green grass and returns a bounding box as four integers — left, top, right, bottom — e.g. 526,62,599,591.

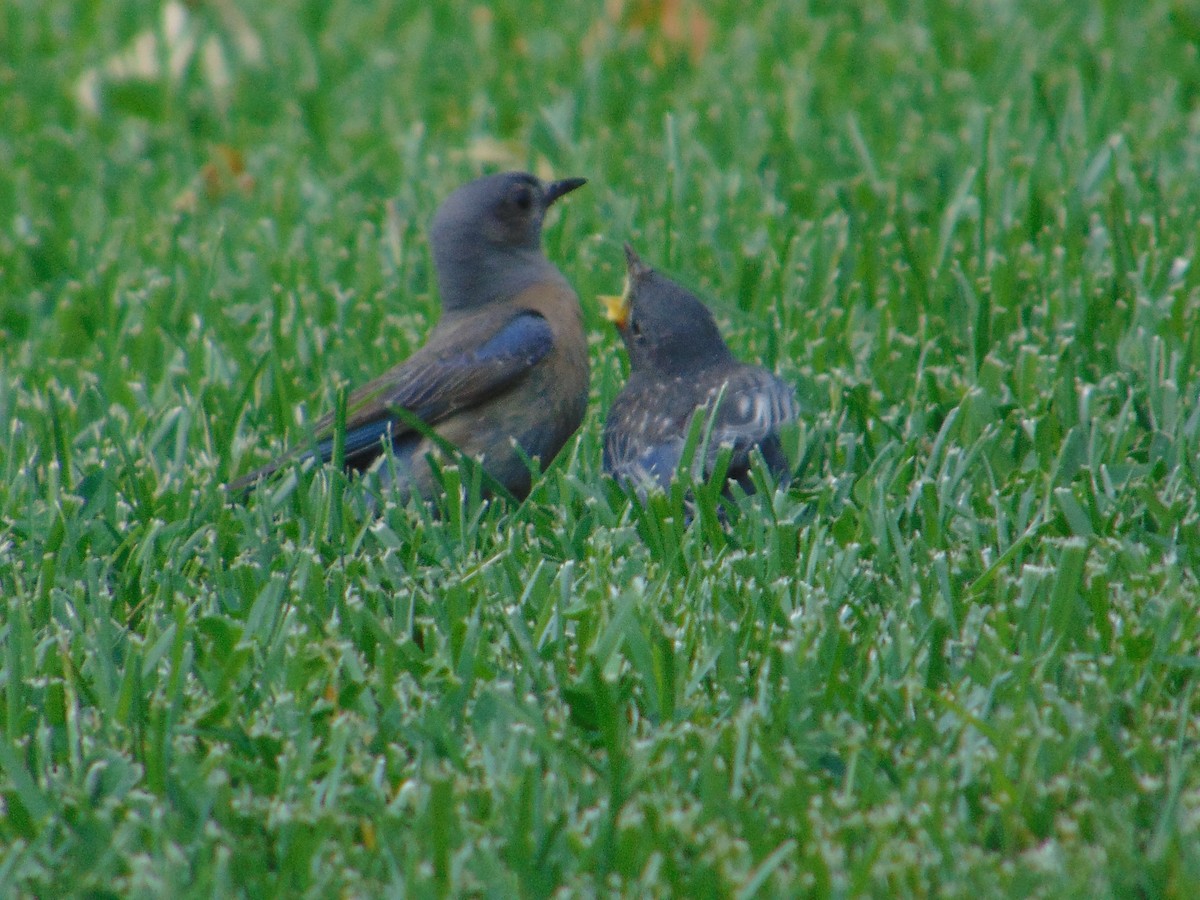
4,0,1200,895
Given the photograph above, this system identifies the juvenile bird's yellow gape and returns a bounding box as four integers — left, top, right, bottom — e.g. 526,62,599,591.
598,272,632,329
230,172,589,501
602,244,799,496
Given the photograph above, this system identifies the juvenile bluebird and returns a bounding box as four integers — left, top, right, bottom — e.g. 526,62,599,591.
231,172,589,500
600,244,799,496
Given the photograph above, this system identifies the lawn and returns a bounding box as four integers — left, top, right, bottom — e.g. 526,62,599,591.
3,0,1200,895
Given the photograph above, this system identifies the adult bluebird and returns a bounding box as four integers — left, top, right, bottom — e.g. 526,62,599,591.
231,172,589,500
600,244,798,495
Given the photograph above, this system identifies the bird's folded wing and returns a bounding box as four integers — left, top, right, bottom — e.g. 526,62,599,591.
604,368,799,492
230,311,555,488
316,310,555,466
708,367,799,453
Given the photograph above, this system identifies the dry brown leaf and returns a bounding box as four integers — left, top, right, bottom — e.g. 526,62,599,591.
610,0,714,66
201,144,255,200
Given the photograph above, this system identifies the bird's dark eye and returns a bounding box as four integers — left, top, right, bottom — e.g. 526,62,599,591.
513,186,534,211
630,319,643,339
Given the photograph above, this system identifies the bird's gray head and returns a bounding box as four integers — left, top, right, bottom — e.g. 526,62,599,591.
429,171,586,313
601,244,736,378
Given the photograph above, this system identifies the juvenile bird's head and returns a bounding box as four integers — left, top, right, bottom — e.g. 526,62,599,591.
430,172,586,313
600,244,736,378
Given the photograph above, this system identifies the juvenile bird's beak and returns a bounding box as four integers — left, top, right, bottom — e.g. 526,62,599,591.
623,242,651,279
544,177,587,207
599,276,632,330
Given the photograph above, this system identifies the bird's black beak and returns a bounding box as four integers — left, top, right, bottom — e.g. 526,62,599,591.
544,177,587,207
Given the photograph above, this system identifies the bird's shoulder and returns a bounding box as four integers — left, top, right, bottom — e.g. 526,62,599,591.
504,277,583,336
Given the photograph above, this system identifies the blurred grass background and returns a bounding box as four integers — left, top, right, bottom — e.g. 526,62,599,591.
3,0,1200,894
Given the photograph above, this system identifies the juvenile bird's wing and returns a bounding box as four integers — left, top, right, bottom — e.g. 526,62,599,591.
703,366,799,481
604,366,799,493
230,310,554,490
707,367,799,451
604,366,799,496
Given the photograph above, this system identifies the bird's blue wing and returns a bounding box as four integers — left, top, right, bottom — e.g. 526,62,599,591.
317,310,555,468
229,311,557,489
311,419,395,466
378,312,554,420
